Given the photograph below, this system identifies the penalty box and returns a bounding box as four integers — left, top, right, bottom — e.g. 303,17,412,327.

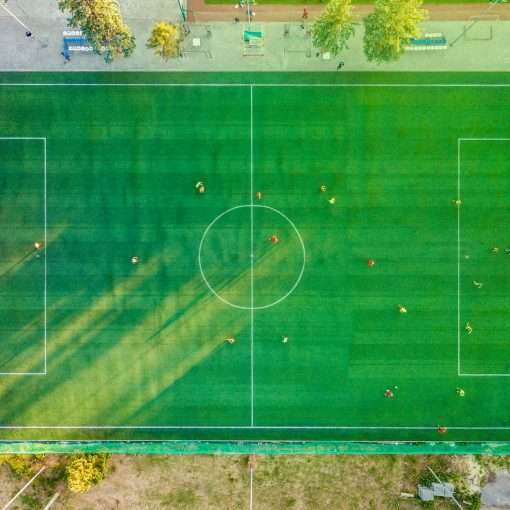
458,138,510,377
0,137,47,375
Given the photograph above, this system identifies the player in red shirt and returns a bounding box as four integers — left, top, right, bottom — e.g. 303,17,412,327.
270,234,279,244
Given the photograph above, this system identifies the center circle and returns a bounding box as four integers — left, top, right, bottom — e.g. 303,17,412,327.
198,205,306,310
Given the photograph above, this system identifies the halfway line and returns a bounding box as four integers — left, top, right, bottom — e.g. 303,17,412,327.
250,85,255,427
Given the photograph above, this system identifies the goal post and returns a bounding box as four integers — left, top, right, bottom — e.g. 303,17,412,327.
462,14,499,41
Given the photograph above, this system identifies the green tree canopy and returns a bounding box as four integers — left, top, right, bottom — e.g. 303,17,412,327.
363,0,427,63
312,0,356,56
66,453,110,493
147,21,181,60
58,0,135,63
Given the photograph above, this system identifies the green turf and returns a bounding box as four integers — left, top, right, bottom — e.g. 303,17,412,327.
0,73,510,447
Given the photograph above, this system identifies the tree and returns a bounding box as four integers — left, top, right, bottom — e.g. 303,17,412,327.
312,0,356,56
58,0,135,63
0,454,45,478
66,453,110,493
147,21,181,60
363,0,427,64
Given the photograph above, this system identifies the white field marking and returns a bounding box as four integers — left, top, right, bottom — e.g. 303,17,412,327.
457,138,461,376
0,137,47,376
457,138,510,377
249,465,254,510
460,373,510,377
0,2,31,32
0,439,488,443
42,492,60,510
459,138,510,141
250,86,255,427
2,83,510,88
1,93,509,430
0,372,46,376
1,466,46,510
44,138,47,374
198,204,306,311
2,425,510,429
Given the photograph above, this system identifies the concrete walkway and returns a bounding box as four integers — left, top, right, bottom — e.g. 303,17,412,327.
0,0,509,71
482,472,510,509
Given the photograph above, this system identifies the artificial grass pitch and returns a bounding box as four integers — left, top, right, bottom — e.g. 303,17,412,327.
0,72,510,447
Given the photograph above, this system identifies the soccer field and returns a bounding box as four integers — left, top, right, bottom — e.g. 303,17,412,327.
1,72,510,449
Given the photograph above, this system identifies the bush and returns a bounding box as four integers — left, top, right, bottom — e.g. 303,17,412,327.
66,453,110,493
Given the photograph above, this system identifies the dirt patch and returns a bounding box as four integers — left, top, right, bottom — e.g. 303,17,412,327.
0,454,488,509
54,455,250,510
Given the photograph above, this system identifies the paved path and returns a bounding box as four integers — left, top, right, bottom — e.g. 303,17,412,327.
0,0,509,71
482,471,510,509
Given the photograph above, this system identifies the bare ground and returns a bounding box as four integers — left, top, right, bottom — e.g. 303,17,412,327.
0,454,485,510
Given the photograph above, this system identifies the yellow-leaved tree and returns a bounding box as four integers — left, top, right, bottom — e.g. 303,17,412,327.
58,0,135,63
363,0,427,63
147,21,182,60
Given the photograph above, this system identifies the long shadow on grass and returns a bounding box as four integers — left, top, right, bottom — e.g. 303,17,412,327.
0,254,163,424
0,235,299,429
100,246,298,427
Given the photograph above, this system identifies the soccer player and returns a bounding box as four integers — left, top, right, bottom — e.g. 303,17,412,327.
437,426,448,434
452,199,462,207
384,388,394,398
320,185,327,193
472,280,483,289
282,335,289,344
398,304,407,314
465,322,473,335
456,387,465,397
256,191,262,200
131,256,140,265
195,181,205,193
226,337,236,344
491,247,500,253
367,259,375,267
270,234,279,244
34,241,44,251
328,197,336,205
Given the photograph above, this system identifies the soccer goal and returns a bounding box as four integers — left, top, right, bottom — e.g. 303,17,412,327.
463,15,499,41
180,23,213,58
282,23,312,59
